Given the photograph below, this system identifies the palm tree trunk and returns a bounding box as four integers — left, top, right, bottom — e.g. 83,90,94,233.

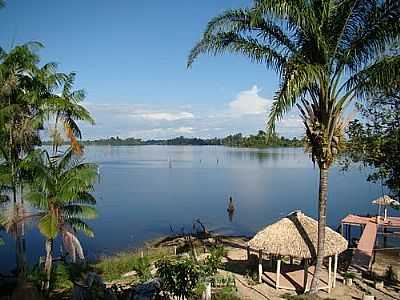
309,166,329,294
44,238,53,291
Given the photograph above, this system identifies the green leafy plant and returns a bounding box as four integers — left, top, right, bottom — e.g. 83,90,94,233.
203,246,224,278
156,258,203,299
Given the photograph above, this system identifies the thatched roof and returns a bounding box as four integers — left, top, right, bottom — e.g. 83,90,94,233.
372,195,399,206
248,211,348,259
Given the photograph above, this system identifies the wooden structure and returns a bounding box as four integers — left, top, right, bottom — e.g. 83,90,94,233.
372,195,399,221
248,211,347,292
341,213,400,272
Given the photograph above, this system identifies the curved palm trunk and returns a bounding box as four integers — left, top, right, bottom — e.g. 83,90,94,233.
310,166,329,293
44,238,53,291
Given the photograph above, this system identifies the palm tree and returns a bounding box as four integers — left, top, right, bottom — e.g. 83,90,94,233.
46,72,95,155
24,148,98,291
188,0,400,292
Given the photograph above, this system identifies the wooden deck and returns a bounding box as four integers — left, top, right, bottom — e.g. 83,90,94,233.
351,222,377,272
342,214,400,272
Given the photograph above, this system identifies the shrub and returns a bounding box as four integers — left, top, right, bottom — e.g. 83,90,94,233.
203,245,224,278
156,258,203,299
51,263,74,290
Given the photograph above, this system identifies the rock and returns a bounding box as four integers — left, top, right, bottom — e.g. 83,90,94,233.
132,278,161,300
72,272,118,300
374,281,384,289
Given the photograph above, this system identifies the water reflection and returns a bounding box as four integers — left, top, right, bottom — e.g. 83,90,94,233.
227,196,235,222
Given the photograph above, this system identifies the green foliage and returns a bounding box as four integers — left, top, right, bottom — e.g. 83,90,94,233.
24,148,98,240
212,287,240,300
203,246,224,278
343,272,355,279
156,246,225,298
51,263,74,290
27,265,47,289
345,91,400,199
156,257,203,299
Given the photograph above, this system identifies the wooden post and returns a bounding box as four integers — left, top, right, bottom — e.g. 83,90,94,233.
303,259,309,293
333,254,338,288
328,256,332,293
247,245,250,261
258,249,263,284
348,225,351,243
276,258,281,289
173,246,177,256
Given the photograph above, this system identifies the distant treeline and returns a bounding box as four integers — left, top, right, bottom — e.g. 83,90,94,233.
73,130,303,148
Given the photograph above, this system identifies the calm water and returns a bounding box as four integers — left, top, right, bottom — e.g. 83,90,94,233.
0,146,396,273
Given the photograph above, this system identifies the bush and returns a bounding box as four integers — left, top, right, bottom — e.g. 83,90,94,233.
157,258,203,299
51,263,74,290
203,246,224,278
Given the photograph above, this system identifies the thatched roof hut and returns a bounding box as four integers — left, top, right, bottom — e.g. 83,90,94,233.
249,211,348,259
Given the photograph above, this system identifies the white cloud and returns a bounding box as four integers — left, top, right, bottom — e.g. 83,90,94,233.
81,85,304,139
139,111,194,121
228,85,272,116
174,127,193,134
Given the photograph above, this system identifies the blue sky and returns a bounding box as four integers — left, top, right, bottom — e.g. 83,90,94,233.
0,0,303,139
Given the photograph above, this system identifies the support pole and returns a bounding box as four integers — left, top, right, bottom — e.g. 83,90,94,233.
340,223,344,236
247,244,250,262
303,259,309,293
328,256,332,293
276,258,281,289
333,254,338,288
258,249,263,284
384,208,387,221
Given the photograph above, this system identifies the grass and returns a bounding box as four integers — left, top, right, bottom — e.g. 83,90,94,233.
93,247,172,281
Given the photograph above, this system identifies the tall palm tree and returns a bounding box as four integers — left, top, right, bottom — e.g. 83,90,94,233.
188,0,400,292
24,148,98,291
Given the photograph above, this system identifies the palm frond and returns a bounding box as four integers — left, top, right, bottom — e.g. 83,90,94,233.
65,218,94,237
38,213,58,239
62,205,97,220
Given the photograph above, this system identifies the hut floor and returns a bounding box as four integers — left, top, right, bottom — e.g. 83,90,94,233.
262,263,331,292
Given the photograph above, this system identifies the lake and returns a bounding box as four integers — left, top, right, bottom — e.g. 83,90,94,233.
0,146,396,273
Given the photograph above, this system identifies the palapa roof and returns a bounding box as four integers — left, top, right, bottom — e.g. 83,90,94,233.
372,195,399,206
248,211,348,259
